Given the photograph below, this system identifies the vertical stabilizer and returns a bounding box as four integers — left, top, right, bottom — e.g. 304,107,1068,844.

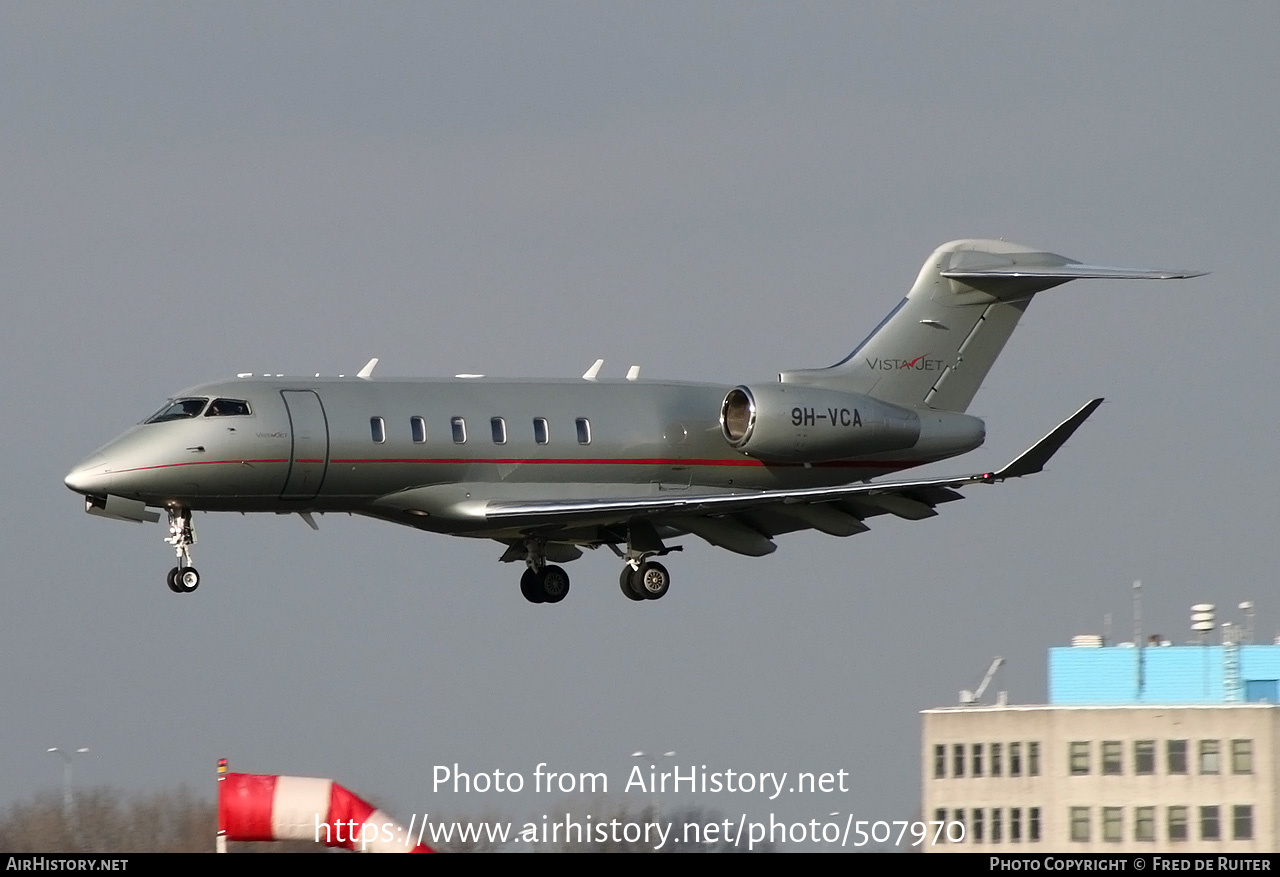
779,240,1203,413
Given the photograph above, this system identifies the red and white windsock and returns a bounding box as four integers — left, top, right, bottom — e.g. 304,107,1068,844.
218,772,433,853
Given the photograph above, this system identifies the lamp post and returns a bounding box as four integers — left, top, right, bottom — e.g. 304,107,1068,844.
630,750,676,825
46,747,90,824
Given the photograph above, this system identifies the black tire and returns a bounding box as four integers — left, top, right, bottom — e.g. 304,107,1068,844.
520,568,545,603
634,561,670,600
619,567,645,601
175,566,200,593
540,565,570,603
167,567,183,594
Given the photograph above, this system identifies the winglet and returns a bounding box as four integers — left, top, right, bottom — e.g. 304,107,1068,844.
357,358,379,379
986,398,1104,481
583,359,604,381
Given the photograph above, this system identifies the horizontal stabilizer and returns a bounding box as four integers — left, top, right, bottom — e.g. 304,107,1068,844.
942,263,1206,281
987,398,1104,481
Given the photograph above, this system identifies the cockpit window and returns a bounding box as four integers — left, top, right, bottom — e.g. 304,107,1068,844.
205,398,252,417
145,398,209,423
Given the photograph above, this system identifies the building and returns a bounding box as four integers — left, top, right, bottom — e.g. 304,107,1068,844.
921,629,1280,852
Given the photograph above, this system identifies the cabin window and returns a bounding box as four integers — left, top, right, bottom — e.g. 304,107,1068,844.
533,417,549,444
411,416,426,444
370,417,386,443
451,417,467,444
205,398,252,417
575,417,591,445
145,398,208,423
491,417,507,444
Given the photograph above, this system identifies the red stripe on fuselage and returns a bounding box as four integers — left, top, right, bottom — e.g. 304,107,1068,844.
109,457,924,473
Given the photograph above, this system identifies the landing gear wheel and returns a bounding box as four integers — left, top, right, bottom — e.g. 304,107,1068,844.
167,567,183,593
620,566,645,601
539,566,570,604
520,569,545,604
634,561,670,600
174,566,200,593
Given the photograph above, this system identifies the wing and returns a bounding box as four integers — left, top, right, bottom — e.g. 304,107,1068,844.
483,399,1104,555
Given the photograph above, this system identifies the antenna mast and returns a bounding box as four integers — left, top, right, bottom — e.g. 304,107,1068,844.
1133,580,1143,697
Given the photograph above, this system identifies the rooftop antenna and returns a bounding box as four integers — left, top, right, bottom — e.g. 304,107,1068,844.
1191,603,1215,644
1224,621,1243,702
1133,580,1144,697
959,657,1004,706
1239,601,1255,645
1192,603,1216,702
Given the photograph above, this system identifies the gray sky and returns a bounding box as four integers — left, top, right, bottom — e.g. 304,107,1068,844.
4,2,1277,847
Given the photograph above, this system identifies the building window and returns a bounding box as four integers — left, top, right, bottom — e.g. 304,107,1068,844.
1134,740,1155,775
933,744,945,779
490,417,507,445
1102,741,1122,775
1200,806,1220,841
1233,805,1253,840
1029,807,1041,842
973,809,984,842
991,742,1003,777
533,417,549,445
1103,807,1122,842
1010,808,1021,843
1069,741,1090,775
1010,742,1022,777
1199,740,1220,775
934,808,946,826
1168,806,1188,842
1029,742,1040,776
410,416,426,443
1167,739,1188,774
451,417,466,444
370,417,386,443
1070,807,1090,842
575,417,591,444
972,743,984,777
991,808,1002,844
1232,739,1253,774
954,808,965,840
953,744,965,778
1135,807,1155,842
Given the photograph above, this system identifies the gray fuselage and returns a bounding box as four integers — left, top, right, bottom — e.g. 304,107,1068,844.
65,376,985,538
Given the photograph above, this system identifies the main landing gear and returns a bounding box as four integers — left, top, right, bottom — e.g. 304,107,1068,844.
518,538,571,604
164,507,199,594
619,560,671,601
516,533,679,604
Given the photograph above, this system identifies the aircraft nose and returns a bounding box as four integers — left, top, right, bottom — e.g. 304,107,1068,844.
64,456,107,493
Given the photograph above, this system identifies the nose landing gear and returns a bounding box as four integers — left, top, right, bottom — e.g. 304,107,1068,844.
164,507,199,594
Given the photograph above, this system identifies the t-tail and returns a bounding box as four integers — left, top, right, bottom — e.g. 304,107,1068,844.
780,239,1205,413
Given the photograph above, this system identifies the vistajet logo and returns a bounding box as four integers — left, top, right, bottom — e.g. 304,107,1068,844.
864,355,945,371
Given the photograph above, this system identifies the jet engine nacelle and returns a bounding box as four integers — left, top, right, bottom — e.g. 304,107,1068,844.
719,385,921,463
